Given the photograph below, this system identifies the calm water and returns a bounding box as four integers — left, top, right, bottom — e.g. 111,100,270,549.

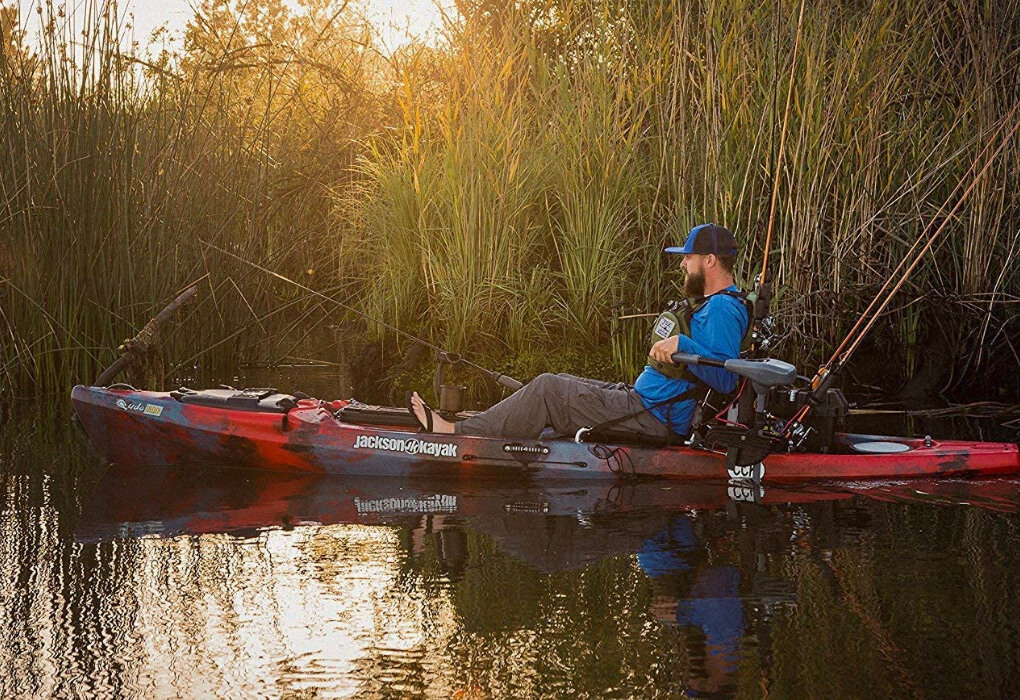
3,363,1020,697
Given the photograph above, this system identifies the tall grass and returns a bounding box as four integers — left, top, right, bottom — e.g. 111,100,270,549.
356,0,1020,397
2,0,1019,402
0,0,384,396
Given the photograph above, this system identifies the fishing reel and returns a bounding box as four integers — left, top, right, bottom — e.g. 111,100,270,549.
749,272,777,352
752,316,778,352
784,420,815,450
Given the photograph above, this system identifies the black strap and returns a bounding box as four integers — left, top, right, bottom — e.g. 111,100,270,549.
578,383,710,441
691,289,749,310
581,288,748,443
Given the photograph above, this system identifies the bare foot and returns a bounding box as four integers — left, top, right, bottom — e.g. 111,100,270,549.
411,391,456,434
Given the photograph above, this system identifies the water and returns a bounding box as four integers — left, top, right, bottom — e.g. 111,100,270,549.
3,365,1020,697
3,418,1020,698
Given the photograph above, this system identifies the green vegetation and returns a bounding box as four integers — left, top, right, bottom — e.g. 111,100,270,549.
2,0,1018,401
0,0,386,394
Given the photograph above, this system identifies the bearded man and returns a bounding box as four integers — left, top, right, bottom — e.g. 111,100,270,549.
410,223,749,441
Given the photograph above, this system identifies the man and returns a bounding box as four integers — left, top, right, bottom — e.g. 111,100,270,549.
410,223,749,440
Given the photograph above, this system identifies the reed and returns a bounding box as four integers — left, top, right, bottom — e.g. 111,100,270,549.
356,0,1020,394
2,0,1018,401
0,0,380,396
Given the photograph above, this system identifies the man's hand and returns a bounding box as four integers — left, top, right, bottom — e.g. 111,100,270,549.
649,335,680,364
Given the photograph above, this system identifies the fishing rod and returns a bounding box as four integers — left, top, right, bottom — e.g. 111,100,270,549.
733,0,806,368
722,0,806,428
783,106,1020,438
759,0,806,291
817,105,1020,387
200,241,524,392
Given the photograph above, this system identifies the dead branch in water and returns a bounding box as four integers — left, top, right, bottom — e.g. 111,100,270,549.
94,287,199,388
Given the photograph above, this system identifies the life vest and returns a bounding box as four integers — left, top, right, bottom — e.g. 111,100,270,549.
647,289,755,380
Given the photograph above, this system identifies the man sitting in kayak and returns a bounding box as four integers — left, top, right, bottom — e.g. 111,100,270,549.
410,223,749,441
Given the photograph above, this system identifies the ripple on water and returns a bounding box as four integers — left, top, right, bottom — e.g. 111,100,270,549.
4,446,1020,698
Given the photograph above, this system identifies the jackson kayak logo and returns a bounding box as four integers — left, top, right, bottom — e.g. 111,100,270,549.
353,434,458,458
355,494,457,515
115,399,163,416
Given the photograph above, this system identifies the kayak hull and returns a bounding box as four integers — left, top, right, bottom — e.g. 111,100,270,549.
71,385,1020,482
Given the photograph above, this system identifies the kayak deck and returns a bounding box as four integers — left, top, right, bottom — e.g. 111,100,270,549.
71,385,1020,481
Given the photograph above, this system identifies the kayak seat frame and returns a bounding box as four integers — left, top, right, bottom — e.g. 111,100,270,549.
337,403,478,429
579,428,674,448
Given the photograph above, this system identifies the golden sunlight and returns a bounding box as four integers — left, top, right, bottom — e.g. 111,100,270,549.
125,0,447,50
363,0,447,50
8,0,447,51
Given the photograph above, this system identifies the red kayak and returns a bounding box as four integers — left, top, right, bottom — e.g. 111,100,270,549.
71,385,1020,481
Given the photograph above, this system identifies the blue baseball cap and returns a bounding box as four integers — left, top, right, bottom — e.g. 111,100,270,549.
665,223,738,256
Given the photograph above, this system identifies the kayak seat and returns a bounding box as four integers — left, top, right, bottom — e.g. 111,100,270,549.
580,428,674,448
170,387,298,413
337,402,476,429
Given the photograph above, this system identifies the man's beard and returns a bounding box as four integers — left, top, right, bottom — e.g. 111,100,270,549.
684,269,706,297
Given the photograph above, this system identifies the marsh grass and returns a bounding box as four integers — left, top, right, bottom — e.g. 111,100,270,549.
2,0,1019,402
0,0,383,395
358,0,1020,395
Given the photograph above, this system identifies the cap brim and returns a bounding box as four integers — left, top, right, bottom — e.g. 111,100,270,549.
664,246,737,255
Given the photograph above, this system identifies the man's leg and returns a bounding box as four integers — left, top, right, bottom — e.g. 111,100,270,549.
456,373,671,440
554,373,630,391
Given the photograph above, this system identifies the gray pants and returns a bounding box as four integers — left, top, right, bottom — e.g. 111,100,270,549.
455,373,673,440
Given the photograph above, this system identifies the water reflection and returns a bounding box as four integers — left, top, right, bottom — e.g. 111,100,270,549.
3,463,1020,697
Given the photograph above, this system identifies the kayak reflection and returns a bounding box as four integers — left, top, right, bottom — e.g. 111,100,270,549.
76,467,1020,544
75,467,1020,694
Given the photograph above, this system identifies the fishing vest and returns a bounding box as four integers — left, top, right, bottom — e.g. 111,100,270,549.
648,289,755,380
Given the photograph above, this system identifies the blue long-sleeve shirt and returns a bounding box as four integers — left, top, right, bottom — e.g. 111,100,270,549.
633,285,748,434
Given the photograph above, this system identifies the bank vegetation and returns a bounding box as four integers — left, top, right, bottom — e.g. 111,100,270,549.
2,0,1018,403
